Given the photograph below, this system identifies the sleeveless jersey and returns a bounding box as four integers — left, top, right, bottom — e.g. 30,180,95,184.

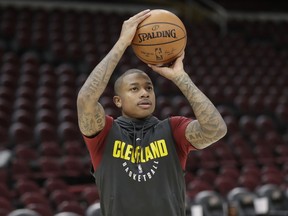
83,115,195,216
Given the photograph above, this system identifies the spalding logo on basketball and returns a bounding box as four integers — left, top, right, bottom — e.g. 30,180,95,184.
132,9,187,66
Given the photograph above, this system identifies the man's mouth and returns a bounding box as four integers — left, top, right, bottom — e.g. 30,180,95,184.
137,100,152,109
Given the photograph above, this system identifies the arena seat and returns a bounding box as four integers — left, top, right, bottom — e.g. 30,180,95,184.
0,197,12,211
12,109,34,127
193,190,226,216
34,123,59,148
54,212,81,216
222,114,240,133
20,192,50,207
11,158,33,179
39,141,61,157
64,141,85,157
238,174,261,192
14,145,37,161
13,98,34,112
26,203,54,216
196,169,217,186
227,187,257,216
14,179,42,196
0,73,18,89
186,179,214,200
44,178,68,195
0,118,9,147
0,183,13,201
81,187,100,206
35,110,58,126
256,184,288,211
35,97,55,112
49,190,77,208
61,156,85,177
57,201,85,216
0,4,287,216
7,209,40,216
85,202,101,216
215,174,238,197
38,157,62,178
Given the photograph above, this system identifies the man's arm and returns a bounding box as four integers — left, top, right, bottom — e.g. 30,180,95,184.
173,72,227,149
77,9,151,137
149,53,227,149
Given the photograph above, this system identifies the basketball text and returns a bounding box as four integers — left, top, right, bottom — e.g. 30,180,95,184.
112,139,168,163
137,29,177,43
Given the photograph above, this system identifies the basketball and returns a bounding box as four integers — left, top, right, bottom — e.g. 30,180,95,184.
132,9,187,66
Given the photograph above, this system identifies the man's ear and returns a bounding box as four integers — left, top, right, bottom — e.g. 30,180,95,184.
113,96,122,108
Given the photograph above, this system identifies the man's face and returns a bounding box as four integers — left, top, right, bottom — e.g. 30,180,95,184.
113,72,156,119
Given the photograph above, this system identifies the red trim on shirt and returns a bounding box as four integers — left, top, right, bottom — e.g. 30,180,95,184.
82,115,113,170
170,116,196,169
82,115,196,171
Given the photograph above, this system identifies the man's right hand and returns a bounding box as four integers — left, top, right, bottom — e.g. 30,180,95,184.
119,9,151,48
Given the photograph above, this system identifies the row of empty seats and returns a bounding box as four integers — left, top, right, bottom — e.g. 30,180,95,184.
0,3,287,216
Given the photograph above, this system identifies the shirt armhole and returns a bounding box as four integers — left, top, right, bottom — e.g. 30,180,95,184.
170,116,197,169
82,115,113,170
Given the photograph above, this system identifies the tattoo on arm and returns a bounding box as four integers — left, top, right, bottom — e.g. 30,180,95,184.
78,103,105,137
77,41,126,136
174,73,227,148
82,52,119,99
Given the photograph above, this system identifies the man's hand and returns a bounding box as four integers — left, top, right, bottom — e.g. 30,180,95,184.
119,9,151,48
148,52,185,81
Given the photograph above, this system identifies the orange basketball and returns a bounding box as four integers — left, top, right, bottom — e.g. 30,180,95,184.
132,9,187,66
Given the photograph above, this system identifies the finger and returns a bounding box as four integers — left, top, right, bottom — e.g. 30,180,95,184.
131,9,151,23
148,64,164,75
134,9,151,18
179,51,185,60
174,51,185,64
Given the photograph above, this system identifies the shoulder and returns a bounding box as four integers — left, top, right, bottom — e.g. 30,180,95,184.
169,116,193,128
83,115,114,141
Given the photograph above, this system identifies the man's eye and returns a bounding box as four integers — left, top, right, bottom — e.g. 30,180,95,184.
131,87,138,91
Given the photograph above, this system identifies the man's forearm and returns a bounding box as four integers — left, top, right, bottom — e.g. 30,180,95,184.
78,39,128,100
174,72,227,144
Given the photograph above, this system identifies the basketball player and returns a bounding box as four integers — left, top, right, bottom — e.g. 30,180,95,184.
77,9,227,216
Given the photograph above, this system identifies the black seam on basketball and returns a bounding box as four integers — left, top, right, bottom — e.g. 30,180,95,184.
137,22,185,33
132,36,186,46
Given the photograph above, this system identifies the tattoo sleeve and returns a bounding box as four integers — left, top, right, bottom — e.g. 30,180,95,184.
174,73,227,149
77,40,127,137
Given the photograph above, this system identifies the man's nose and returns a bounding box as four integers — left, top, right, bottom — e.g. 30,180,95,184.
140,89,149,97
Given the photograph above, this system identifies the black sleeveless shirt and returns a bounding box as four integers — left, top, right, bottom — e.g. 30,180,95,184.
86,116,193,216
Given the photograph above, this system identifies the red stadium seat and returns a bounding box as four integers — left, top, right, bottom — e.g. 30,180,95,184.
14,179,42,196
0,183,13,201
0,197,12,216
44,178,68,195
9,122,34,147
196,169,217,185
39,142,62,158
81,187,100,205
50,190,76,207
11,158,33,179
215,175,238,196
61,156,85,177
35,110,58,125
26,203,54,216
14,145,37,161
238,174,260,191
20,192,50,207
38,157,62,178
186,178,214,200
57,201,85,216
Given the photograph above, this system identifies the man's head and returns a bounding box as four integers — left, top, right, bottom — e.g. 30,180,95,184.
113,69,156,119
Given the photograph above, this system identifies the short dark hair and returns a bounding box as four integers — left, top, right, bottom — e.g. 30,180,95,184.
114,69,147,95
